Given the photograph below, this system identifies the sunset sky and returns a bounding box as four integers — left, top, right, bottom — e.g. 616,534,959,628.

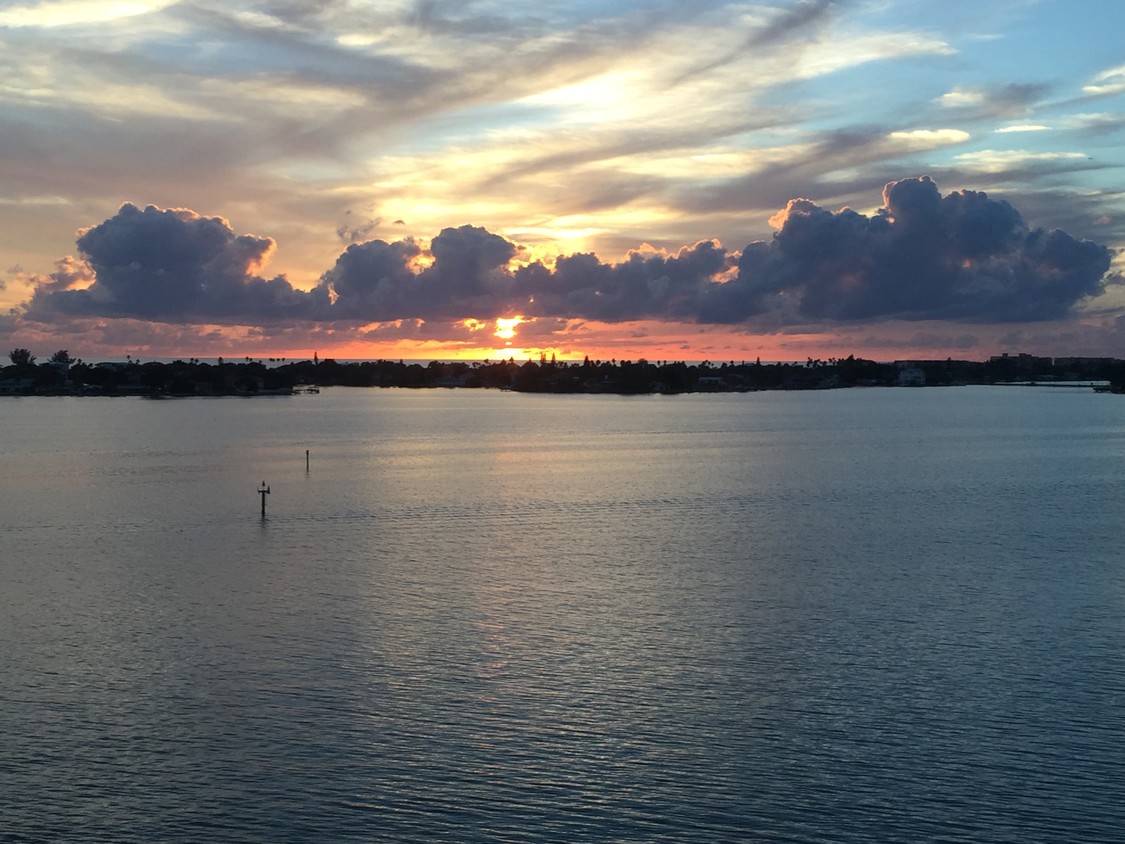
2,0,1123,362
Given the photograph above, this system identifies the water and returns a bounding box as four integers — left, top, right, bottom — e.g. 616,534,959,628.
3,387,1124,841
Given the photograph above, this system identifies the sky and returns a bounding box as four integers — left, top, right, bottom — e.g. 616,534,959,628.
1,0,1123,363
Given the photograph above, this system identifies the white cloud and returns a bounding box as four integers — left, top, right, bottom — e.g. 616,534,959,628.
938,88,985,108
1083,64,1125,97
954,149,1088,173
0,0,174,28
887,129,971,149
792,31,956,81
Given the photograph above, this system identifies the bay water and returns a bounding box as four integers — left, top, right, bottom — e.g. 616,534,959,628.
3,386,1124,841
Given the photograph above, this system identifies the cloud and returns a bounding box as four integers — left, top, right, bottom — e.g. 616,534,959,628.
21,179,1118,337
515,240,731,322
321,224,517,320
336,215,381,244
936,83,1049,119
0,0,176,28
952,149,1094,177
995,124,1049,134
708,176,1115,323
672,0,838,83
1065,112,1125,136
886,128,971,149
10,0,1110,302
1083,64,1125,97
25,203,329,324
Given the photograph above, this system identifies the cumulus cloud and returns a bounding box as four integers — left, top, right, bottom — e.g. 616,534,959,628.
706,176,1114,323
321,224,517,320
21,180,1117,335
507,177,1114,325
25,203,329,324
516,240,730,322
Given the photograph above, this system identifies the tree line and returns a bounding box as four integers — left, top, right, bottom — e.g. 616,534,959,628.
6,348,1125,396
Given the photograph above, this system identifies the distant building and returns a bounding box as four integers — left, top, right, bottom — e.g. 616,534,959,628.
896,367,925,386
0,377,34,394
47,360,70,381
988,352,1052,371
1054,357,1118,375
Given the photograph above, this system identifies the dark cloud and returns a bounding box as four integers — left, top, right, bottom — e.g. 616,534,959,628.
337,215,382,245
321,224,517,320
988,187,1125,254
22,180,1118,333
707,176,1115,323
320,176,1114,327
25,204,329,325
516,240,730,322
319,237,423,319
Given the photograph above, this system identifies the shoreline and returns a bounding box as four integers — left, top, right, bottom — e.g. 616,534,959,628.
3,354,1121,397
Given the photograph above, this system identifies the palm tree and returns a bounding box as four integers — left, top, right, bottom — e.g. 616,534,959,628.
8,348,36,368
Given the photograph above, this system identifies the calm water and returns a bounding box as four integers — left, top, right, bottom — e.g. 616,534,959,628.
3,387,1124,842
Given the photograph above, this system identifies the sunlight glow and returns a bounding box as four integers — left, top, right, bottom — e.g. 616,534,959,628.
0,0,173,27
521,70,642,122
494,317,524,341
